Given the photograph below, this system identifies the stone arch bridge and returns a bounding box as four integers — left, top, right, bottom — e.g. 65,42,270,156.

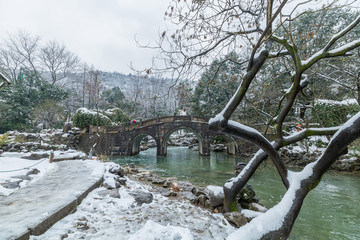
79,115,253,156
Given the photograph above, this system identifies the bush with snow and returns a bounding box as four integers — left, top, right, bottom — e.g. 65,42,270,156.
73,108,112,128
104,108,130,124
312,99,360,127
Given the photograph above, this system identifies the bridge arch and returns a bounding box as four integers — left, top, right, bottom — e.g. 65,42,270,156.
129,133,158,155
159,125,210,156
210,134,238,155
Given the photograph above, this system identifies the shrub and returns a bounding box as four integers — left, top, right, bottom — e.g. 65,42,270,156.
0,133,9,148
104,108,131,124
73,108,112,129
312,99,360,127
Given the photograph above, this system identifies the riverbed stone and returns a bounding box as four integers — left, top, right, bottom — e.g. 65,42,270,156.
109,165,125,177
179,181,195,192
192,187,206,197
103,176,120,189
205,185,224,207
182,191,198,204
131,191,153,205
224,212,248,228
115,176,127,186
151,177,165,185
198,194,208,207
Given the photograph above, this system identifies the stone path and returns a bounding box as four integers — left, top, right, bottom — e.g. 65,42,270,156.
0,160,104,240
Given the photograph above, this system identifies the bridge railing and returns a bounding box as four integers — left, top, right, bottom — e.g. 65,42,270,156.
85,115,211,134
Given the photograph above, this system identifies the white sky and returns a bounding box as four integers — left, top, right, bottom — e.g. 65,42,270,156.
0,0,170,74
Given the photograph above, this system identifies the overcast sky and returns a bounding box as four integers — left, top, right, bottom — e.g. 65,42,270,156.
0,0,170,74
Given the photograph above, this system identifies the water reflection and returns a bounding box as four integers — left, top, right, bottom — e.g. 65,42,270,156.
112,147,360,240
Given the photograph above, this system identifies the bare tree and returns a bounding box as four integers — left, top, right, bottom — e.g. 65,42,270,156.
6,31,40,76
39,40,80,85
153,0,360,238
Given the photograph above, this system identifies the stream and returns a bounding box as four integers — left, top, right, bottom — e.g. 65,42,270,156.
112,146,360,240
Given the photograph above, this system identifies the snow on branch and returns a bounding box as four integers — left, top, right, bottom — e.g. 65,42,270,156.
323,15,360,52
222,120,289,188
301,15,360,70
283,127,340,146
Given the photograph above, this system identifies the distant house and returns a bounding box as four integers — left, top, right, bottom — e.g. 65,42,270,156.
0,72,10,89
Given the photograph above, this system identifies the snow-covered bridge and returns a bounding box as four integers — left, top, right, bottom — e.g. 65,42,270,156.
79,115,249,156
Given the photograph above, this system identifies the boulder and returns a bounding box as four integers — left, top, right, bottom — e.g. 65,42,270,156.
182,191,198,204
205,185,224,207
109,165,125,177
198,194,208,207
130,191,153,205
103,176,120,189
115,176,127,185
192,187,206,197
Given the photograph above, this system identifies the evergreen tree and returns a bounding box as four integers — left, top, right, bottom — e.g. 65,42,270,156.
0,69,68,133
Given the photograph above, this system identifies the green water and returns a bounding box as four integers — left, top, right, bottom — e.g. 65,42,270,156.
112,147,360,240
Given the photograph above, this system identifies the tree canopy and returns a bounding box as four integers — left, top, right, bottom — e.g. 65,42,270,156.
152,0,360,238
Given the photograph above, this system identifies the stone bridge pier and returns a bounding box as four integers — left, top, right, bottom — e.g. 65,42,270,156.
79,116,251,157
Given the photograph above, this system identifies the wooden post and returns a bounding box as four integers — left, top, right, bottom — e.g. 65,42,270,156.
49,151,54,163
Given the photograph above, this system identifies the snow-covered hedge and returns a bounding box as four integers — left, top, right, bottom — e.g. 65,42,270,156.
73,108,112,128
0,133,9,148
313,99,360,127
104,108,131,124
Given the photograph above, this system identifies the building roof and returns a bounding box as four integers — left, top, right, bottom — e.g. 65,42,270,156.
0,72,11,89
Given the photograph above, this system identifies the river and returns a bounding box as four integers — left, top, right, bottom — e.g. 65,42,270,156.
112,147,360,240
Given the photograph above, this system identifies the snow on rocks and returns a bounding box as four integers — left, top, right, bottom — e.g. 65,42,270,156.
1,128,81,153
128,220,193,240
31,165,235,240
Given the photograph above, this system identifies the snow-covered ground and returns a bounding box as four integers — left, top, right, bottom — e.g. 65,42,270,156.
1,149,236,239
30,174,235,240
0,149,86,196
